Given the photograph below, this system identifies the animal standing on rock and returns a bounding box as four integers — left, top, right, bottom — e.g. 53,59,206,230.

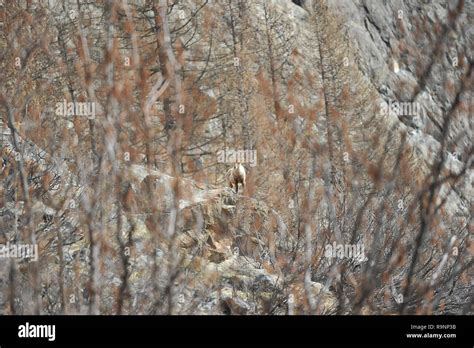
227,163,246,193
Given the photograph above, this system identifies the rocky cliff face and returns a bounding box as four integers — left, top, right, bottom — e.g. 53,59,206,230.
325,0,473,215
213,0,473,217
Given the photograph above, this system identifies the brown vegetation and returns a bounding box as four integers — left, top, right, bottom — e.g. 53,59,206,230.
0,0,471,315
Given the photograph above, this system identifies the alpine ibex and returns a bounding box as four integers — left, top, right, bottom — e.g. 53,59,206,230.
226,163,246,193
